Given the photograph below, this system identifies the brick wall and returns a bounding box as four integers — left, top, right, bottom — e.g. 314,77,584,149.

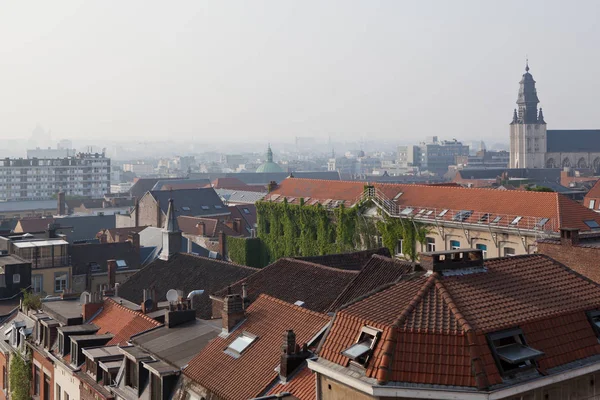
0,352,7,400
137,194,163,228
538,241,600,283
32,349,54,400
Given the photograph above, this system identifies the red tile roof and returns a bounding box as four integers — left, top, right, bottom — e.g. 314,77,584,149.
267,366,316,400
177,216,240,237
265,178,600,231
89,298,161,346
184,295,329,400
294,247,391,271
319,254,600,389
327,255,414,312
211,178,266,192
212,258,358,313
584,179,600,209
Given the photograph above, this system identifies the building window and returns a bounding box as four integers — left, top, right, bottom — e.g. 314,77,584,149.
426,237,436,252
487,328,543,377
116,260,127,269
2,366,6,390
476,244,487,258
54,273,68,293
126,359,138,389
12,273,20,284
341,326,382,367
151,374,162,400
56,384,61,400
504,247,515,257
34,366,40,395
590,200,596,209
395,239,403,255
225,332,258,358
33,275,43,294
450,240,460,250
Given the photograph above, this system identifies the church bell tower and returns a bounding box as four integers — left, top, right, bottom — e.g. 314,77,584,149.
509,62,547,168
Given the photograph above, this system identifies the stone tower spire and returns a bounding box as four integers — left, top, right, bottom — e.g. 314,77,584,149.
159,198,182,261
538,108,546,124
267,144,274,163
516,61,540,124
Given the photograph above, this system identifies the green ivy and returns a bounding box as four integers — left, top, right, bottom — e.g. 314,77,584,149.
227,237,267,269
376,215,430,261
9,352,31,400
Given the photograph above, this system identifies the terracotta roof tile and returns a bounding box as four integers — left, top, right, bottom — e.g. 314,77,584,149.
584,179,600,208
265,178,600,232
177,216,239,237
184,295,330,400
89,298,161,346
212,258,358,313
327,255,414,311
319,254,600,389
267,366,316,400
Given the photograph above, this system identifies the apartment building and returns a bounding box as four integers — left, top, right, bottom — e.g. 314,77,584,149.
0,152,110,201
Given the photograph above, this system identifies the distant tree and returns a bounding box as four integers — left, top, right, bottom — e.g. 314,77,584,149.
21,289,41,312
526,186,554,192
9,352,31,400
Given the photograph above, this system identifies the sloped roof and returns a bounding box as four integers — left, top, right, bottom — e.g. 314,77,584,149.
294,248,391,271
212,258,358,313
211,177,266,192
129,177,182,199
265,178,600,232
117,253,258,319
149,188,229,218
98,226,146,242
89,298,161,346
15,217,56,233
0,200,57,213
151,178,211,191
228,204,257,235
70,241,140,276
547,130,600,153
327,255,414,312
455,168,561,181
267,365,316,400
184,295,329,400
319,254,600,389
216,189,267,204
177,216,240,237
584,179,600,208
15,215,117,243
189,171,341,186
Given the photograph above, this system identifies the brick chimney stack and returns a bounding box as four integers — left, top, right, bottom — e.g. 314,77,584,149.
107,260,117,291
279,329,310,383
197,222,205,236
82,292,103,322
128,232,140,252
219,231,227,260
560,228,580,247
222,294,245,334
242,282,250,309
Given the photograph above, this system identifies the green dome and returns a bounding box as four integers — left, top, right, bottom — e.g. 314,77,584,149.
256,145,283,173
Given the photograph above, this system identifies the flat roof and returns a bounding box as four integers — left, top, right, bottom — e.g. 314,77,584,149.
57,324,99,334
12,239,68,248
120,345,153,361
99,360,123,372
0,255,29,266
43,299,83,322
71,333,114,343
143,360,179,376
83,345,123,360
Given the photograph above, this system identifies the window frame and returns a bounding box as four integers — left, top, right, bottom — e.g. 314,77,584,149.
476,243,487,258
12,273,20,284
342,325,382,368
504,247,516,257
426,237,436,252
395,239,403,256
225,332,258,358
486,328,544,377
54,272,68,293
590,200,596,210
450,240,460,250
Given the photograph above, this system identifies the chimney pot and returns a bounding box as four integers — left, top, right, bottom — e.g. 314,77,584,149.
222,294,244,333
219,231,227,260
107,259,117,290
560,228,580,247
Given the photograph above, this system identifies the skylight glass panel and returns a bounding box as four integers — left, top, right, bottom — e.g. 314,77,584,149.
243,208,250,214
393,192,403,200
438,209,448,217
536,218,549,227
585,220,600,229
495,343,544,364
116,260,127,268
425,210,434,216
201,206,210,210
225,332,257,357
341,341,371,360
510,216,522,225
418,209,426,214
453,210,472,222
287,197,296,203
478,213,490,223
492,216,502,224
400,207,414,216
181,206,191,211
214,205,222,209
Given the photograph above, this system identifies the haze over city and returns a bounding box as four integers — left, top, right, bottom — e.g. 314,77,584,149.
1,0,599,147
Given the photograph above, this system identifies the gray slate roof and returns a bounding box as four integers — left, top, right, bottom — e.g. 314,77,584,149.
53,214,116,243
189,171,341,185
149,188,229,218
547,130,600,153
215,188,266,204
0,200,58,213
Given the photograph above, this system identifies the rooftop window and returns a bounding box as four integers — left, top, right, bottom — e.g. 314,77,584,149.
393,192,403,200
400,207,414,216
453,210,472,222
214,205,223,209
201,205,210,210
438,209,449,217
510,216,522,225
585,220,600,229
488,328,543,377
478,213,490,223
536,218,549,228
225,332,257,358
243,208,250,214
587,310,600,338
181,206,191,211
491,216,502,224
341,326,381,367
116,260,127,269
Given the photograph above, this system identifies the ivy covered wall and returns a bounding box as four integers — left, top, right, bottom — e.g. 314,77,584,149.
227,237,267,269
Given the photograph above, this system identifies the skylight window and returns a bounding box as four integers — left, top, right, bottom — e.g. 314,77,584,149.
536,218,549,227
488,328,543,377
214,205,222,209
438,209,448,217
116,260,127,269
225,332,257,358
425,210,434,216
89,262,100,272
287,197,296,203
510,216,522,225
393,192,403,200
453,210,473,222
181,206,191,211
201,206,210,210
341,326,381,367
400,207,414,216
491,216,502,224
478,213,490,223
418,209,426,214
585,220,600,229
243,208,250,214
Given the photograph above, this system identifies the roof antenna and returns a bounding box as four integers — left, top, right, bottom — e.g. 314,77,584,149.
525,55,529,72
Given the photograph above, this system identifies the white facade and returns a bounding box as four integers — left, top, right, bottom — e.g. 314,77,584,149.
54,362,81,400
0,153,110,201
509,122,547,168
123,163,155,176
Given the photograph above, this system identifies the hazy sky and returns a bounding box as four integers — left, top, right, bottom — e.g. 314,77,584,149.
1,0,599,144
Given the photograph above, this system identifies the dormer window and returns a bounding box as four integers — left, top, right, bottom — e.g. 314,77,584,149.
125,358,138,389
225,332,257,358
341,326,381,367
488,328,544,377
586,310,600,340
116,260,127,269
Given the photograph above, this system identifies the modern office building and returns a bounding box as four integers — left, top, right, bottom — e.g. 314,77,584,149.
0,152,110,201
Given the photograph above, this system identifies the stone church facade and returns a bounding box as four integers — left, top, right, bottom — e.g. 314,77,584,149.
509,63,600,171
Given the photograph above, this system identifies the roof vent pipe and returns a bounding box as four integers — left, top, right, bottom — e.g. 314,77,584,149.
187,290,205,310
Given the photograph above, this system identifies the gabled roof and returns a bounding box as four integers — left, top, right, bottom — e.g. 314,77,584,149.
547,130,600,153
211,177,266,192
15,217,56,233
117,253,258,319
265,178,600,232
177,216,240,238
216,188,267,204
212,258,358,313
584,179,600,208
294,248,391,271
327,255,414,312
184,295,330,400
149,188,229,218
319,254,600,389
228,204,257,234
151,178,211,191
70,241,140,276
129,177,182,199
15,215,117,243
266,366,316,400
88,298,161,346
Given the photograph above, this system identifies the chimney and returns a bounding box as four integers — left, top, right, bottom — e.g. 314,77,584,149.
233,218,242,234
128,232,140,252
221,294,245,334
560,228,580,247
82,292,103,322
242,282,250,309
57,191,66,216
47,223,57,239
99,232,108,244
219,231,227,260
107,260,117,291
134,197,139,227
279,330,311,383
420,249,484,272
165,299,196,328
267,181,277,193
197,222,205,236
114,232,121,243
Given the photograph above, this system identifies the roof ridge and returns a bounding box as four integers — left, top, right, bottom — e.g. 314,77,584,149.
176,252,259,271
255,294,330,320
277,258,359,274
433,280,472,332
102,297,161,326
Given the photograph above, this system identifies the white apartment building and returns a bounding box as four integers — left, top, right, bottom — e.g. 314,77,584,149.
0,152,110,201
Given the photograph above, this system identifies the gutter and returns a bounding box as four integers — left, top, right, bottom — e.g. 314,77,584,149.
308,358,600,400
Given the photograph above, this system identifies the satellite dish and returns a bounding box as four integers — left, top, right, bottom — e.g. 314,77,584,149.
166,289,178,303
143,298,154,311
